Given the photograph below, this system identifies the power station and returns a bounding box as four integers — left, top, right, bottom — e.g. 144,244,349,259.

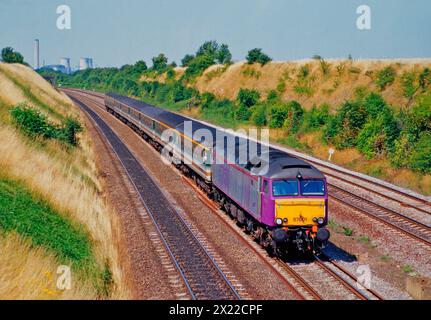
79,57,93,70
33,40,94,73
34,39,39,70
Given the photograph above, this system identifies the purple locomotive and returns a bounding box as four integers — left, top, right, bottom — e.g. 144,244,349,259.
105,93,330,255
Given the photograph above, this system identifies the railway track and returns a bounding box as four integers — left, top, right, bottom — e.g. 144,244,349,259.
329,185,431,246
69,94,242,300
181,173,382,300
65,89,428,300
69,89,431,246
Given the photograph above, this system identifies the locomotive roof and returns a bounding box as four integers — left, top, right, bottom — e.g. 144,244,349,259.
250,148,325,180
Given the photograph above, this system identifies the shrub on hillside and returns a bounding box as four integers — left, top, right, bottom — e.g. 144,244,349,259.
282,101,304,134
419,68,431,90
401,71,418,100
234,104,252,121
357,109,399,159
237,89,261,108
10,104,83,146
405,93,431,138
246,49,272,66
10,104,57,139
375,66,396,91
251,105,267,127
324,101,368,148
184,54,215,80
304,104,330,129
409,133,431,173
1,47,25,64
201,92,216,109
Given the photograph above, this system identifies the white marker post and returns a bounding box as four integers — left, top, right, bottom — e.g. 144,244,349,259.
328,148,335,162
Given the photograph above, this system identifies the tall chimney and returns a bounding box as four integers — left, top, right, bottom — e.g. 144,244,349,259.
34,39,40,70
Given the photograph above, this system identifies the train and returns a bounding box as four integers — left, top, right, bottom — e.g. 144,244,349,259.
104,92,330,255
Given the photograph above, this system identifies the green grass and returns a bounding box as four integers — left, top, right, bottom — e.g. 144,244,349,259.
0,178,94,270
358,235,371,244
380,254,391,262
402,264,414,274
276,135,312,153
342,227,355,237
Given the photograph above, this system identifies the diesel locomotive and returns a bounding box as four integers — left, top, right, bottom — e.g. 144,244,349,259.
105,93,330,255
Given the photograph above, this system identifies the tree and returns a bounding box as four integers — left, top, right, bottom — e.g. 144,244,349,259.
152,53,168,73
246,48,272,66
216,44,232,65
134,60,148,73
196,41,219,58
1,47,25,64
181,54,195,67
184,54,214,79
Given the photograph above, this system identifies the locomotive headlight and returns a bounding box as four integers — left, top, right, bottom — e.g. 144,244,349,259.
276,218,283,225
313,217,318,223
317,217,325,225
283,218,288,223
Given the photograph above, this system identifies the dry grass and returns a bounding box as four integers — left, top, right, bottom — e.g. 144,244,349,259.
189,60,431,111
0,233,97,300
0,63,130,299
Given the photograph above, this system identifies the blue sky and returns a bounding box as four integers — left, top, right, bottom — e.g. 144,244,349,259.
0,0,430,68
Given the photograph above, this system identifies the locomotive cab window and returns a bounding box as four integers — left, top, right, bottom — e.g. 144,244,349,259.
300,180,325,196
272,180,298,196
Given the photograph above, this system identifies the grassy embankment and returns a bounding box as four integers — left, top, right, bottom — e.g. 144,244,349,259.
41,57,431,195
0,63,129,299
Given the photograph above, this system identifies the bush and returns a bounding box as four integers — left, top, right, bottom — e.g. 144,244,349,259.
405,93,431,138
409,133,431,173
251,105,267,127
201,92,216,109
282,101,304,134
59,118,83,147
237,88,260,108
266,90,279,103
305,104,330,129
1,47,25,64
324,101,368,148
419,68,431,90
246,49,272,66
235,104,252,121
269,104,288,129
357,109,399,159
10,104,83,146
375,66,396,91
401,71,417,100
184,54,214,80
